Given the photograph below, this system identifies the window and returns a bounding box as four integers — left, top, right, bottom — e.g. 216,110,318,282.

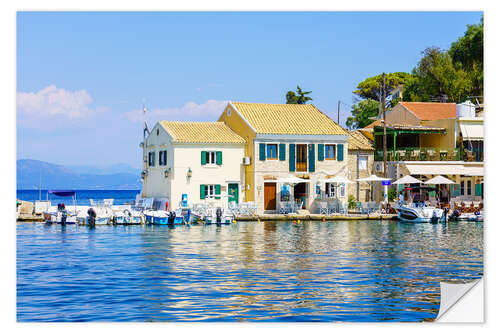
267,144,278,160
207,151,216,165
325,183,336,198
325,144,336,160
467,180,472,195
340,184,346,197
358,156,368,170
148,151,155,166
159,150,167,166
205,185,215,198
460,180,465,196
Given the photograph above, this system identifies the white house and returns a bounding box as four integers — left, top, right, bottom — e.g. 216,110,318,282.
141,121,246,208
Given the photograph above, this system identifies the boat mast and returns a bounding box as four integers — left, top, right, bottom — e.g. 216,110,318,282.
39,168,42,201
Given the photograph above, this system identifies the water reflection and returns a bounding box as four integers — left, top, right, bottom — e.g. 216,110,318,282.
17,220,482,322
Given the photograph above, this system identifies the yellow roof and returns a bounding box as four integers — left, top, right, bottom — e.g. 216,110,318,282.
159,121,245,144
348,130,374,151
231,102,348,135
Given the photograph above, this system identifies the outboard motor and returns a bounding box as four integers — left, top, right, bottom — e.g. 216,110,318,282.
87,207,96,228
450,209,461,221
443,207,449,222
168,211,176,225
216,207,223,224
60,210,67,225
430,210,439,223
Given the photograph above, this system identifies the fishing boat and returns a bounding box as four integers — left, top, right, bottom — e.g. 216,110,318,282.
395,186,446,223
85,199,114,226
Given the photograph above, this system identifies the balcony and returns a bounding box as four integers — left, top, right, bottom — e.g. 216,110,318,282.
375,147,463,162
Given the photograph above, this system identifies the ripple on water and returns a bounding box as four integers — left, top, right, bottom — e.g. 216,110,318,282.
17,220,483,322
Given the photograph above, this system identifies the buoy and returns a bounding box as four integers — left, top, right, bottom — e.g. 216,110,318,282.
322,217,326,222
297,219,300,224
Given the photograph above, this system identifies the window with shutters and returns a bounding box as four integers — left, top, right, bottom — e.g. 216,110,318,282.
205,185,216,198
206,151,217,165
325,144,336,160
159,150,167,166
467,180,472,196
267,144,278,160
358,156,367,170
325,183,336,198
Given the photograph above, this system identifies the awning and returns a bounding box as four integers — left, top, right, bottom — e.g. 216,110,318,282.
460,123,483,140
406,164,483,176
48,190,76,197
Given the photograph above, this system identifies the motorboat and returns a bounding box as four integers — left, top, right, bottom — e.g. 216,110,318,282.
45,203,78,224
395,202,446,223
204,207,234,225
84,200,114,226
113,208,144,225
144,210,184,225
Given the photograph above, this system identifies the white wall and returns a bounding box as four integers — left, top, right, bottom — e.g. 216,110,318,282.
169,144,245,208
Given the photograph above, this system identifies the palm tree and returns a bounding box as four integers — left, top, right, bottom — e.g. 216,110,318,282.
286,86,313,104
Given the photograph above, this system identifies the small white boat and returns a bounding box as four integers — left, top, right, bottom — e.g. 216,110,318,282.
204,207,234,225
395,202,445,223
113,208,144,225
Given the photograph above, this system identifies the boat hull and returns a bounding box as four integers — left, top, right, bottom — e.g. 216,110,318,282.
396,205,445,223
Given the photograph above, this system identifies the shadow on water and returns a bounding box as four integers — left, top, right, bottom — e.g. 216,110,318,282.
16,220,483,322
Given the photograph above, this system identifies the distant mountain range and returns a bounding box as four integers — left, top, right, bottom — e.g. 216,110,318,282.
17,159,141,190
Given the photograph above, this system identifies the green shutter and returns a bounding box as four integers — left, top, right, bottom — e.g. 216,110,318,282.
337,144,344,161
289,144,296,172
259,143,266,161
201,151,207,165
308,144,315,172
152,151,155,166
475,183,482,196
215,184,221,199
216,151,222,165
279,143,286,161
318,144,324,161
451,184,461,197
200,185,205,199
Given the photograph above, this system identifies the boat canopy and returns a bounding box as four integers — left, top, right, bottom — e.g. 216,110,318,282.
48,190,76,197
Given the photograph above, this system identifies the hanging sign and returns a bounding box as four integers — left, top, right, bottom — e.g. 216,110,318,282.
382,180,391,186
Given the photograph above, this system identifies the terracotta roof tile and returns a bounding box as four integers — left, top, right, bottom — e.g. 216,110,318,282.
399,102,456,120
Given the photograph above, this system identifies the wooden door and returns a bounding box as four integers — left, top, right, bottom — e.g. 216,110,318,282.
264,183,277,210
296,144,307,172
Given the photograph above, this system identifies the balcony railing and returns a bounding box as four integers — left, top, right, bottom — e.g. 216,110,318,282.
374,147,465,162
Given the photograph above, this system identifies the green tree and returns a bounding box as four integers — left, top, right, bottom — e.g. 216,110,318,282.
286,86,313,104
346,99,380,129
353,72,414,101
406,47,473,103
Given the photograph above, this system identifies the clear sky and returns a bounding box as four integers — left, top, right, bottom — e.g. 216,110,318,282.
16,11,483,168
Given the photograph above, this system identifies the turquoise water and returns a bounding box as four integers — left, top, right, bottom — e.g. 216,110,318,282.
17,220,483,322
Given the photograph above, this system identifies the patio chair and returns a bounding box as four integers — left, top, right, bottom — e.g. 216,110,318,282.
280,202,289,214
411,150,420,161
318,201,328,215
338,202,348,214
294,203,302,213
356,202,363,214
361,202,370,214
247,202,257,215
327,200,338,214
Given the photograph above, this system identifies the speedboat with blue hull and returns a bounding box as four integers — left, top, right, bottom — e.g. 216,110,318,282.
144,210,185,225
113,209,144,225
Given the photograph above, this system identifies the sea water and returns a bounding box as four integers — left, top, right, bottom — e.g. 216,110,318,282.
17,220,483,322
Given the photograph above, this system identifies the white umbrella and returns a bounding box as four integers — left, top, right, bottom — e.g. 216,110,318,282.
393,175,422,184
424,175,455,185
357,174,391,182
277,176,310,183
322,175,354,184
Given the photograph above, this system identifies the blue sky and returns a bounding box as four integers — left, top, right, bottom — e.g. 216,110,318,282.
16,11,483,168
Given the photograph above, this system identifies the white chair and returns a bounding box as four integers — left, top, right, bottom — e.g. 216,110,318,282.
318,201,328,215
327,200,338,214
279,202,289,214
338,202,348,214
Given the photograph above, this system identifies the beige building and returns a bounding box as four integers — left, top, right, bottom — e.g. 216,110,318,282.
347,130,378,202
219,102,349,213
141,121,245,208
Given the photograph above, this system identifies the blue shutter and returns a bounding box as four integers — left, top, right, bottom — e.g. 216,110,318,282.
279,143,286,161
318,144,324,161
259,143,266,161
289,144,296,172
308,144,315,172
337,144,344,161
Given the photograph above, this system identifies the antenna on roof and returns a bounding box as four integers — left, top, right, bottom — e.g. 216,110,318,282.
142,98,150,139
